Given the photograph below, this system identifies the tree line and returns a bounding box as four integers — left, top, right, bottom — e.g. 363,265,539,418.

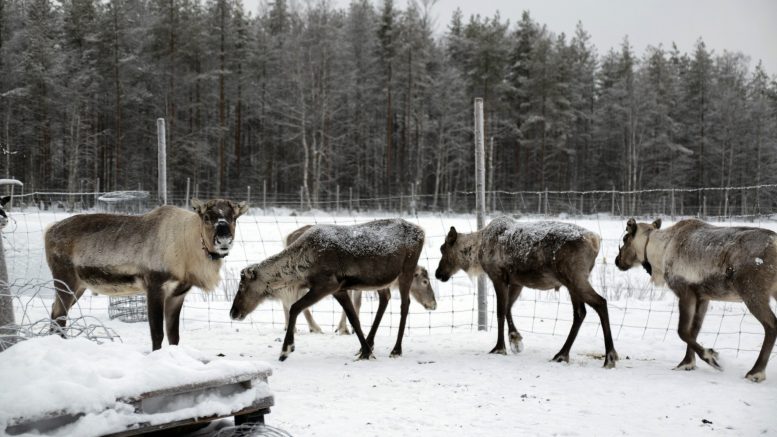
1,0,776,210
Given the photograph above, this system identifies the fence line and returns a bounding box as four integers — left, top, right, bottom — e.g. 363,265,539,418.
1,206,775,359
6,183,777,220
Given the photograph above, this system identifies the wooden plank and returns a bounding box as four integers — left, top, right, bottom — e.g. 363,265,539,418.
120,369,271,404
102,397,274,437
6,372,273,437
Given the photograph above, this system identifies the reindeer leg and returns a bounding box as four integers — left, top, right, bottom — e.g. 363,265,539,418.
281,301,292,332
741,294,776,382
146,284,166,351
49,268,83,336
164,284,191,345
677,292,721,371
552,293,586,364
577,278,618,368
336,290,356,335
489,278,508,355
390,272,413,358
365,289,390,350
675,299,708,371
333,290,373,360
281,275,340,361
506,285,524,353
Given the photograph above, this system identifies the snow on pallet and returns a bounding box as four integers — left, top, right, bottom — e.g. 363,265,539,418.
0,336,274,437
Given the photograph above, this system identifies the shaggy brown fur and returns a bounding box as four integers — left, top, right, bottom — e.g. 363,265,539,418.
45,198,248,350
436,216,618,368
230,219,425,361
615,218,777,382
283,225,436,336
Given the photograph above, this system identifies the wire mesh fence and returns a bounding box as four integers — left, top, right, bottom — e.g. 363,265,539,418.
0,186,775,359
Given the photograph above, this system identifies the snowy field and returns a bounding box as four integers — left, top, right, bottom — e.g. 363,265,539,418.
2,210,777,436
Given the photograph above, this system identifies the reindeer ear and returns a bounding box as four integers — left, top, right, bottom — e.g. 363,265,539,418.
0,196,10,207
233,201,249,217
652,218,662,229
191,198,205,214
445,227,458,245
626,218,637,236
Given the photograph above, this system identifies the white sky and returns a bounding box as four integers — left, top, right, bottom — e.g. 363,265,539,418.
241,0,777,74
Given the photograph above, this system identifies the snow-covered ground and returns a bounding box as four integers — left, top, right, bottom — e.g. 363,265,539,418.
2,210,776,436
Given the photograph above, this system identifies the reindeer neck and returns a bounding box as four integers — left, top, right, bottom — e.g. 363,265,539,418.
259,244,312,285
642,229,669,284
457,231,483,275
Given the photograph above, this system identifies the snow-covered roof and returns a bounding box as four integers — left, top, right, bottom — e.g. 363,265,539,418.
0,179,23,187
97,190,150,203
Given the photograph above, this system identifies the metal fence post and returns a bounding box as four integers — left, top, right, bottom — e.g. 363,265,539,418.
156,118,167,205
185,177,191,208
474,98,487,332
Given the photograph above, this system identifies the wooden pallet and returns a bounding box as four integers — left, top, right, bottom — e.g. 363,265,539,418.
6,368,274,436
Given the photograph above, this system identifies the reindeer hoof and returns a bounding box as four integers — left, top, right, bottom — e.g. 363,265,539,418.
509,333,524,353
310,327,324,334
489,346,507,355
390,349,402,358
674,360,696,371
702,349,722,371
551,352,569,363
336,327,352,335
356,352,376,361
279,344,295,361
603,350,619,369
745,371,766,383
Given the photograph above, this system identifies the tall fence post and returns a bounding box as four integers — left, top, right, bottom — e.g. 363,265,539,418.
671,188,675,220
0,229,15,351
474,98,487,332
336,185,340,213
723,187,729,219
94,177,100,209
156,118,167,205
410,182,416,216
185,177,191,208
447,192,451,213
247,185,251,206
611,185,615,216
299,186,304,211
262,180,267,211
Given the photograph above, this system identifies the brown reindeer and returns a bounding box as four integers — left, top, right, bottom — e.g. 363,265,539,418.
435,216,618,368
230,219,425,361
45,199,248,350
615,218,777,382
282,225,436,335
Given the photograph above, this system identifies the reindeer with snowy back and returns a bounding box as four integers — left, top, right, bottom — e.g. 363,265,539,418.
230,218,425,361
435,216,618,368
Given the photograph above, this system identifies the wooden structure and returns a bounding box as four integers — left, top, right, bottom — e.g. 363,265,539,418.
5,367,274,436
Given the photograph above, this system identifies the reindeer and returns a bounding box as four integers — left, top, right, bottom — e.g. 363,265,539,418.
435,216,618,368
615,218,777,382
45,199,248,350
281,225,436,335
230,219,425,361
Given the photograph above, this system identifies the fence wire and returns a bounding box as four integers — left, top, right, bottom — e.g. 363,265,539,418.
0,187,775,359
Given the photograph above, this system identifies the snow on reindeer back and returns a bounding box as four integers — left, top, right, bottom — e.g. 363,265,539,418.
485,217,590,258
304,219,423,256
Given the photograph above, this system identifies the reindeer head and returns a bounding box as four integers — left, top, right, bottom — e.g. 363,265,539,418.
614,218,661,271
435,226,462,282
0,196,10,229
411,266,437,310
192,198,249,259
230,266,272,321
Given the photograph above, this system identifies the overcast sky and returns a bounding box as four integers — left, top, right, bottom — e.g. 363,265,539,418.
241,0,777,74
